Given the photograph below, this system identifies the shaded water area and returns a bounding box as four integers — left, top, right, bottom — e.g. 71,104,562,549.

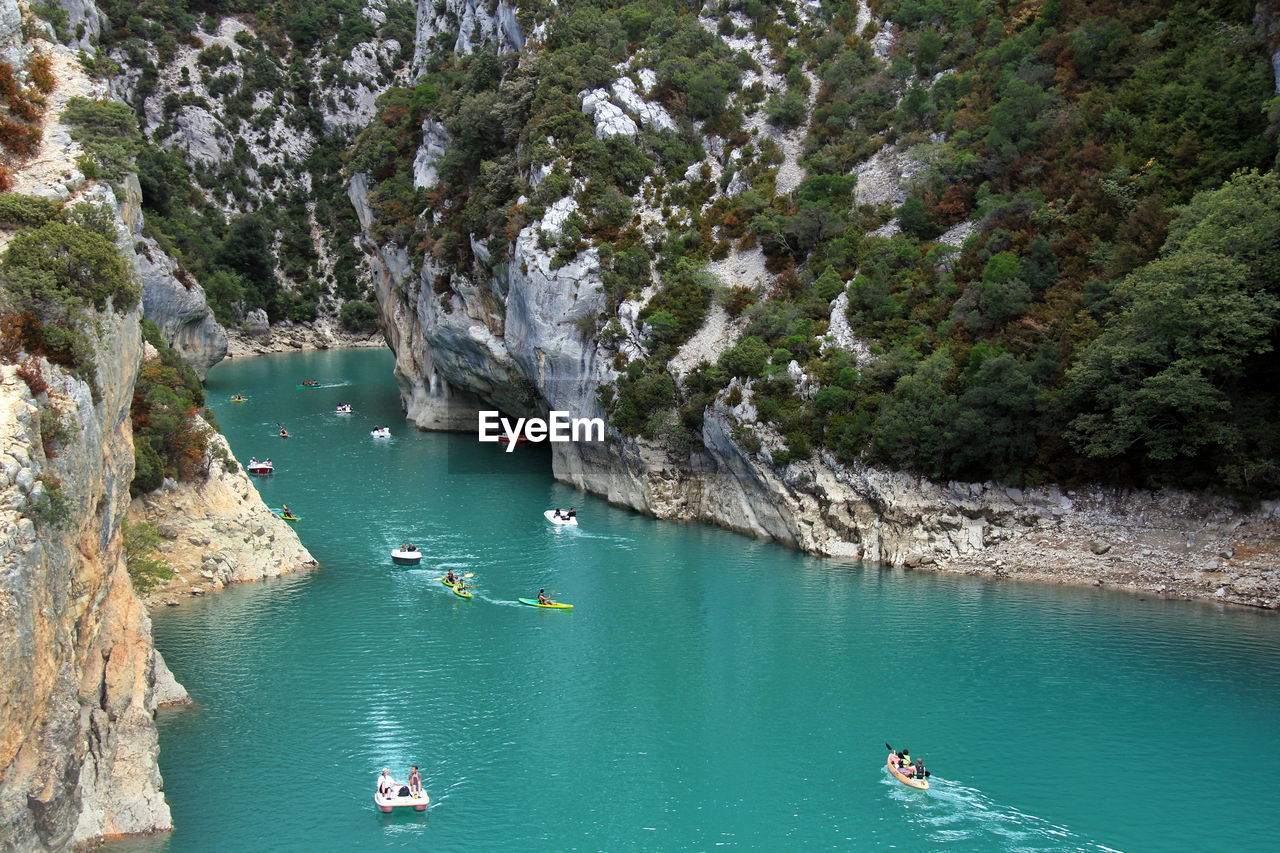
123,348,1278,851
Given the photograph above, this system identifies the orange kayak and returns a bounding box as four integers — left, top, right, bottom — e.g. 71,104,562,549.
887,755,929,790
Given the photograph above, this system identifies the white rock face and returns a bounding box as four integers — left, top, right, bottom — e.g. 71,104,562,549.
0,0,23,67
539,195,580,240
580,88,638,138
170,106,231,165
852,146,928,208
412,119,450,189
414,0,524,70
611,77,676,132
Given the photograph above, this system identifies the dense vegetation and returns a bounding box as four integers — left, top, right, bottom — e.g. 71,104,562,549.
131,320,216,496
360,0,1278,497
78,0,415,326
0,202,140,390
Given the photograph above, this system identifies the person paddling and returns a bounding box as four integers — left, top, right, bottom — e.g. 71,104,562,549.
444,569,458,585
537,588,553,605
912,758,929,780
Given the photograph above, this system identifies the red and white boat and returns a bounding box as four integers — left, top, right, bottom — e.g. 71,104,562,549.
247,458,274,476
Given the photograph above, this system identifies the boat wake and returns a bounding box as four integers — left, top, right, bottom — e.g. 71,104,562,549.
884,775,1120,851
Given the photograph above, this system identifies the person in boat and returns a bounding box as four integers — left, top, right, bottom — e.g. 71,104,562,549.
377,768,399,797
264,458,272,465
444,569,459,585
279,428,290,438
537,588,554,605
911,758,929,780
897,749,911,772
567,507,576,519
552,509,562,519
282,505,292,518
249,456,258,466
406,544,417,552
408,766,422,796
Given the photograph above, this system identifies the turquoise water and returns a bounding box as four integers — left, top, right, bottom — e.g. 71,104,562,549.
132,348,1279,852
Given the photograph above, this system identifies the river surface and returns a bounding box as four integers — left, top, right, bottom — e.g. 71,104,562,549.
127,348,1280,852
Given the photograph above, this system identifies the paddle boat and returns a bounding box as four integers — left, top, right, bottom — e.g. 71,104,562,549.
374,788,429,813
886,747,929,790
371,426,391,438
391,547,422,566
246,457,274,476
518,597,573,610
297,379,320,389
544,509,578,526
335,404,353,414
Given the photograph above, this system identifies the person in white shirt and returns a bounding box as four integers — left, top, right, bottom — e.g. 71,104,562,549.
376,768,399,797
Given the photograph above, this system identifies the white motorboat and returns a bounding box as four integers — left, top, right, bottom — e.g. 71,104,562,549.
391,549,422,566
374,788,429,813
371,427,391,438
544,509,578,526
335,404,353,414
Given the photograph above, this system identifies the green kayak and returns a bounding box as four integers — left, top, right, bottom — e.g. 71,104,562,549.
439,577,457,588
453,585,472,599
517,598,573,610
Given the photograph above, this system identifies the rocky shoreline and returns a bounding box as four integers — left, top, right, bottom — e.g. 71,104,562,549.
128,433,317,607
225,314,385,359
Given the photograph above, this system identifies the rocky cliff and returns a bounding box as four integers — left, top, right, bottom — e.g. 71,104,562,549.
0,316,173,848
128,432,316,603
350,0,1280,609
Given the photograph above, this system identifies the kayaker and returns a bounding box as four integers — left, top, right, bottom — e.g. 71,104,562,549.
408,766,422,796
445,569,458,584
898,749,911,769
912,758,929,779
538,589,554,605
282,505,291,517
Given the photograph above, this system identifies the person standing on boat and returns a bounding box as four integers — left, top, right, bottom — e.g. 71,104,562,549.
408,766,422,796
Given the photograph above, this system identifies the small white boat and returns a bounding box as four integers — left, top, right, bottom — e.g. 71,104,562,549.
391,549,422,566
371,427,391,438
374,789,429,813
247,458,274,476
544,510,578,526
335,405,353,414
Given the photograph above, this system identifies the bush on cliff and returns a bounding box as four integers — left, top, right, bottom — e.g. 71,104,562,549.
63,97,144,183
0,221,138,388
130,322,210,495
122,520,174,595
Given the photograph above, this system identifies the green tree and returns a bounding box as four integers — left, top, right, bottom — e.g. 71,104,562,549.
1065,251,1277,474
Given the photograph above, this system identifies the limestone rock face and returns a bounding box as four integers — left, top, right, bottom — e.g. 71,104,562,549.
133,235,228,379
0,0,23,67
412,119,450,189
0,310,174,850
128,433,316,599
414,0,524,70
